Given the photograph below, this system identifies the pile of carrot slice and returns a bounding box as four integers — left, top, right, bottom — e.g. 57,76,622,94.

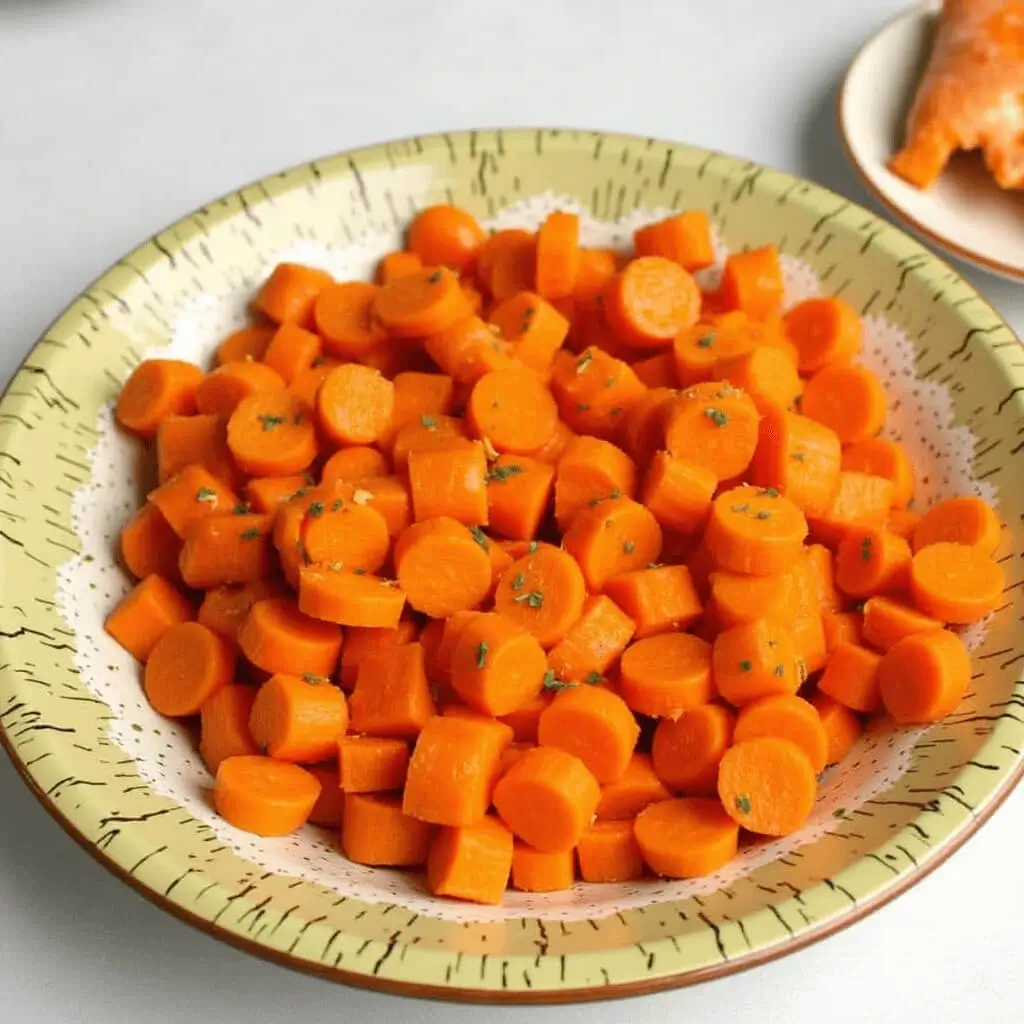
106,202,1005,903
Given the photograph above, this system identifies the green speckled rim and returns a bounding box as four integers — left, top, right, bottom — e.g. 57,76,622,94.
1,129,1021,1003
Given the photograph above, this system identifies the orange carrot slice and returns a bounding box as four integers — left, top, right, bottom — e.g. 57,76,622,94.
343,793,433,866
733,694,828,774
407,205,485,271
535,211,580,300
651,704,735,793
562,496,663,592
712,618,800,705
861,595,943,651
116,359,203,438
717,245,783,320
249,673,348,763
298,566,406,628
704,484,809,575
634,798,739,877
493,546,587,648
226,391,317,477
809,693,862,766
604,564,703,638
512,843,576,892
663,381,761,481
577,820,645,883
634,211,715,271
604,256,700,348
214,755,321,836
841,437,915,509
817,642,882,713
618,633,713,718
718,737,817,835
467,368,559,454
403,714,512,826
537,685,639,783
595,752,671,821
317,363,395,446
493,746,601,852
394,517,493,617
801,364,887,445
912,495,1001,556
105,574,193,662
348,641,435,738
338,735,410,793
910,541,1004,623
374,267,472,338
144,621,235,716
314,282,387,360
835,526,912,598
238,597,343,677
253,263,334,325
879,629,971,724
782,296,862,374
199,684,258,774
546,594,637,684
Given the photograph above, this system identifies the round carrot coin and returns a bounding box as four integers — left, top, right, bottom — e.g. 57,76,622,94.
144,621,236,717
394,517,493,618
467,368,558,454
116,359,203,438
407,205,485,271
879,629,971,724
663,381,761,481
801,364,887,444
652,705,735,793
618,633,713,718
314,281,387,359
717,737,817,836
909,541,1004,623
704,484,808,575
374,267,472,338
603,256,700,348
634,798,739,877
226,391,317,476
214,755,321,836
912,496,1001,556
493,546,586,648
318,363,395,446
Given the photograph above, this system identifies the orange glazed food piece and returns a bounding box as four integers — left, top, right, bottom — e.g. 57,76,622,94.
889,0,1024,190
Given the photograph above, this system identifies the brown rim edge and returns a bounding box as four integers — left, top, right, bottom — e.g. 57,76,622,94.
836,8,1024,283
5,702,1024,1003
1,126,1022,1003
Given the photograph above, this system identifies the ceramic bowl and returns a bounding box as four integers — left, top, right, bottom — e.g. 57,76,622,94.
0,129,1021,1003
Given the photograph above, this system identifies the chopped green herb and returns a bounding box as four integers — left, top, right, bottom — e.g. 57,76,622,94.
734,794,752,815
860,536,874,562
609,488,621,500
730,503,750,513
704,407,728,428
575,351,593,374
791,452,806,462
528,541,539,553
307,501,325,518
696,332,715,349
427,270,442,284
604,376,617,388
585,671,603,685
196,487,219,505
331,498,344,512
577,402,591,413
240,528,262,540
755,510,772,520
542,670,575,692
233,503,250,515
476,642,489,669
759,487,781,498
353,568,366,575
609,406,623,416
258,414,285,431
290,487,308,502
623,540,635,554
420,414,438,430
469,525,489,551
311,356,325,368
511,573,526,591
523,306,535,319
773,664,785,677
739,660,753,672
302,673,328,685
486,463,524,484
513,590,544,609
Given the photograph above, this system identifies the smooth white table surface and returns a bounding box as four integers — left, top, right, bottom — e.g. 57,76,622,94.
1,2,1021,1021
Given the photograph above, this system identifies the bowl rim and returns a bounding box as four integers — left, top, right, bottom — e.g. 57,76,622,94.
1,126,1021,1004
837,4,1024,282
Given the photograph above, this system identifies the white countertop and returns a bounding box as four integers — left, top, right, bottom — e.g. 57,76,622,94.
1,2,1021,1021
